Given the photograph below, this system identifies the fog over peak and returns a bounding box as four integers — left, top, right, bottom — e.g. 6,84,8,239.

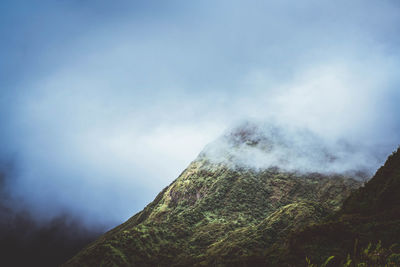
201,121,379,179
1,0,400,226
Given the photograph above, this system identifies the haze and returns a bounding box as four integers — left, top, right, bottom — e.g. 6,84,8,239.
1,0,400,227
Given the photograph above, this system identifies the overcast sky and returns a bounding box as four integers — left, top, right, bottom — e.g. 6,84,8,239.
1,0,400,226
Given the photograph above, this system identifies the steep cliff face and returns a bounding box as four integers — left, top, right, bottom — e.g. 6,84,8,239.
64,123,364,266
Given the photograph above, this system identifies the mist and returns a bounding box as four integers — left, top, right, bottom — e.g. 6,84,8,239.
0,170,103,267
202,121,383,179
1,0,400,230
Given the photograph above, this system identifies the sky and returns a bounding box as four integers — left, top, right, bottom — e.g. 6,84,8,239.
1,0,400,227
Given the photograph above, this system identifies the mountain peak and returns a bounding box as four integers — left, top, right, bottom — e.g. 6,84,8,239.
64,128,362,266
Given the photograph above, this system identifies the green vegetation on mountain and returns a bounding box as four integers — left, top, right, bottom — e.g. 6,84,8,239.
64,124,400,266
64,155,360,266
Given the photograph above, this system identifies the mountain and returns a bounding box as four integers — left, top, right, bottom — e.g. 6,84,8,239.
282,147,400,266
64,123,364,266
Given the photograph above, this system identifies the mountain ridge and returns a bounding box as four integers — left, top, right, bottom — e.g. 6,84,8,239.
64,124,363,266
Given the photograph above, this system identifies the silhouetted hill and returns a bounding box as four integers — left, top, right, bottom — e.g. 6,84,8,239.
0,172,104,267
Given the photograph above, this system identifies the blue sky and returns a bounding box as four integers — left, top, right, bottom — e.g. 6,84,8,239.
1,0,400,226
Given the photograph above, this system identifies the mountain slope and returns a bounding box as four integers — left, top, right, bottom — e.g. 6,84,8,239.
283,147,400,266
64,124,363,266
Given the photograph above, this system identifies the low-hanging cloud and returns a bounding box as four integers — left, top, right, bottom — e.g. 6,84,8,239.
202,120,383,179
1,0,400,227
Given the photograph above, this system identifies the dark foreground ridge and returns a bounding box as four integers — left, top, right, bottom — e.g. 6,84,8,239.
284,147,400,266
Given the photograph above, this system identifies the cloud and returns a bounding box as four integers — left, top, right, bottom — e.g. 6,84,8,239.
202,120,383,179
1,0,400,226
